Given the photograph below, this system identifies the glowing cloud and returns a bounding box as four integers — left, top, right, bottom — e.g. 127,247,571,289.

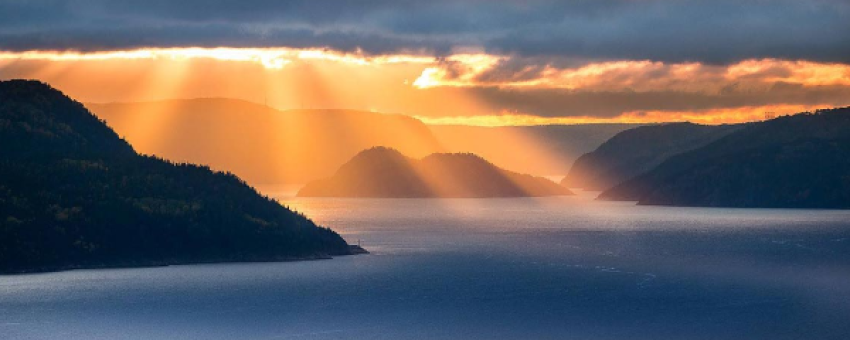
0,48,435,70
413,57,850,91
413,54,505,88
2,47,850,127
4,48,848,93
417,105,829,126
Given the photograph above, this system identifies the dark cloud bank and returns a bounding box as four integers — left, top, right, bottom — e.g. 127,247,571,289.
1,0,849,64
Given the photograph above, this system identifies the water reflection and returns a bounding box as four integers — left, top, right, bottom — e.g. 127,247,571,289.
2,195,849,339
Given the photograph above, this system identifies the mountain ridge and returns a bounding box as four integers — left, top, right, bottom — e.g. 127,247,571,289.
599,107,850,208
1,80,358,273
562,122,742,190
298,147,572,198
86,99,445,185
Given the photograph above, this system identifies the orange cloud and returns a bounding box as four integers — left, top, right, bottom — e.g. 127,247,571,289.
413,56,850,91
725,59,850,87
2,48,849,127
417,104,830,126
4,48,848,93
0,48,435,69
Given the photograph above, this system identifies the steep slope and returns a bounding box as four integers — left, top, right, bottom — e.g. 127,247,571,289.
429,124,641,176
600,107,850,208
0,80,356,273
297,147,572,198
562,123,741,190
87,100,444,185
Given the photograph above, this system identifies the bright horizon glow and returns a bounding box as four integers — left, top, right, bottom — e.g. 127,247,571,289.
0,48,436,70
4,48,849,92
2,47,849,127
416,104,829,127
3,46,848,186
413,57,850,90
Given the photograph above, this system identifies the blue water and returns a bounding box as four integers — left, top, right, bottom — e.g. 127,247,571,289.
2,192,850,339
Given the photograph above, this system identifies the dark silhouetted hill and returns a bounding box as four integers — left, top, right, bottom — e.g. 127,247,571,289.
297,147,572,198
430,124,641,177
0,80,356,273
87,100,444,185
562,123,741,190
600,107,850,208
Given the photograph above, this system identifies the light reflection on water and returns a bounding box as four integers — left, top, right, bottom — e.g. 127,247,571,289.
2,194,849,339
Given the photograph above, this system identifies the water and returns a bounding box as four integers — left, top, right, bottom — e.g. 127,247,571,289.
2,192,850,339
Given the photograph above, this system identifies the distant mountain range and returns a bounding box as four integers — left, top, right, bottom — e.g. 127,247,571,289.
298,147,572,198
429,124,641,176
0,80,359,273
562,122,741,190
599,107,850,208
69,85,850,209
87,100,445,185
88,101,638,185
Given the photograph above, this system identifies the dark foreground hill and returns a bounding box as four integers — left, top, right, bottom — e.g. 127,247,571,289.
0,80,358,274
600,107,850,208
562,123,741,190
297,147,572,198
88,100,444,185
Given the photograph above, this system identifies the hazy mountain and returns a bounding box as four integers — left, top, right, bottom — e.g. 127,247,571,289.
600,107,850,208
0,80,357,273
562,123,741,190
429,124,641,177
87,100,444,185
298,147,572,198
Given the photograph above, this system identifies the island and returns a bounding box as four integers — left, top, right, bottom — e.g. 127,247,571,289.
0,80,364,274
297,147,572,198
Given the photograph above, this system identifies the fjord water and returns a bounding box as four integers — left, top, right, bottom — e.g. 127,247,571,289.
2,192,850,339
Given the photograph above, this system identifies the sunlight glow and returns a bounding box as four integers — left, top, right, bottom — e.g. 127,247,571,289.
3,48,849,129
726,59,850,86
0,48,434,70
417,104,828,126
413,57,850,91
413,54,503,88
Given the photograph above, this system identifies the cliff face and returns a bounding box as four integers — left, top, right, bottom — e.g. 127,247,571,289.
562,123,740,191
600,107,850,209
298,147,572,198
0,80,353,273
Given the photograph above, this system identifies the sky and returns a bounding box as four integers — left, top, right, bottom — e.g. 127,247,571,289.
1,0,849,125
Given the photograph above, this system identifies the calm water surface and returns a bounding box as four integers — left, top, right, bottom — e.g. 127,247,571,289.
2,192,850,339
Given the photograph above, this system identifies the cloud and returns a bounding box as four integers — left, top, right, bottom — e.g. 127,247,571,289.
2,46,849,123
413,57,850,91
408,84,850,119
414,104,831,126
1,0,849,64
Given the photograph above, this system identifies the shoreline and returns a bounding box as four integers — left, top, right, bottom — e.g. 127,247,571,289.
1,245,369,276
